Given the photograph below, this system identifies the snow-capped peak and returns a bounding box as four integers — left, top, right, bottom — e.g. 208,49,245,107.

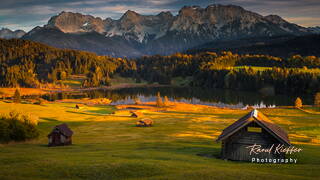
44,5,308,44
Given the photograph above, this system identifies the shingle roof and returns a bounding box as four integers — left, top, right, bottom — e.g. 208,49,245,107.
48,123,73,137
216,109,290,145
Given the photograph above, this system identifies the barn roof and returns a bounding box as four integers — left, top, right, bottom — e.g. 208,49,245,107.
48,123,73,137
216,109,290,146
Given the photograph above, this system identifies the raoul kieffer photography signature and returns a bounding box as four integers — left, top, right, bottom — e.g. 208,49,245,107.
246,144,303,155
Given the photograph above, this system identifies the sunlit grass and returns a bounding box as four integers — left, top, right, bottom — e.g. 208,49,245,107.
110,74,147,85
0,101,319,179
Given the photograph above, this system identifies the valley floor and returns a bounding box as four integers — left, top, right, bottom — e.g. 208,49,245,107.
0,101,319,180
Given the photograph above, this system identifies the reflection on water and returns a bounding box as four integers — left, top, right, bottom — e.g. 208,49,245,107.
25,87,312,109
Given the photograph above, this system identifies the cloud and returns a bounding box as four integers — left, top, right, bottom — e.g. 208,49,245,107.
0,0,320,31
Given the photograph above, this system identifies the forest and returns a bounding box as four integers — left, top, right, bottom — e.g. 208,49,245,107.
135,52,320,94
1,38,320,94
0,39,135,88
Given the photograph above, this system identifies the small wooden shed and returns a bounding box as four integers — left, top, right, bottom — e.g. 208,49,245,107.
136,118,153,127
75,104,84,109
216,109,290,161
48,123,73,147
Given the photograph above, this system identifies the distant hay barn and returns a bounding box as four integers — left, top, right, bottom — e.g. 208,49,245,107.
216,109,291,161
75,104,84,109
131,111,143,118
48,123,73,147
136,119,153,127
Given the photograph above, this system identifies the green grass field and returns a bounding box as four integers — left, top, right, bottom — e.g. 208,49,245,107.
0,101,319,180
59,74,147,89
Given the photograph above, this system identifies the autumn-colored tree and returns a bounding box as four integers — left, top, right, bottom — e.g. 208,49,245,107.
134,97,141,105
295,97,302,108
156,92,163,107
314,92,320,107
163,96,170,106
105,72,112,86
59,71,67,80
13,89,21,103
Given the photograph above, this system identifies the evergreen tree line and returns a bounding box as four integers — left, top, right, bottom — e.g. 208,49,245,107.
134,52,320,94
0,39,135,87
1,39,320,94
192,67,320,94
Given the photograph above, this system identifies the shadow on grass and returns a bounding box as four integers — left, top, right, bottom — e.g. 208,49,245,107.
66,110,105,116
165,111,217,116
37,143,80,148
2,100,12,103
196,147,221,159
86,109,114,115
38,144,49,147
41,117,59,122
135,141,222,159
175,145,221,159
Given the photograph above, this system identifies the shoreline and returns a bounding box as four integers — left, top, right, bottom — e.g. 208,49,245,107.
0,83,170,98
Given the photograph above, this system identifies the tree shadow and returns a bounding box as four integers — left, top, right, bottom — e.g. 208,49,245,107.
41,117,59,122
66,110,104,116
196,147,221,159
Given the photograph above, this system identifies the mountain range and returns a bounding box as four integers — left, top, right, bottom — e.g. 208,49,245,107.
0,28,26,39
187,34,320,57
2,4,319,57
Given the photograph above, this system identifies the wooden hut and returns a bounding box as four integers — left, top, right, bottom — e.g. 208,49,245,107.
136,118,153,127
216,109,290,161
48,123,73,147
131,111,143,118
75,104,84,109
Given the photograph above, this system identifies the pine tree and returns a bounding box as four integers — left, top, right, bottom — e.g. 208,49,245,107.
295,97,302,108
314,92,320,107
51,69,58,83
13,89,21,103
156,92,163,107
163,96,170,106
105,72,111,86
134,97,141,105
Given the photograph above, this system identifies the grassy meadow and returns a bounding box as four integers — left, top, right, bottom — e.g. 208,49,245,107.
0,100,319,180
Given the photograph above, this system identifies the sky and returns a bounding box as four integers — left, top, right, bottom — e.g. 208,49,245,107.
0,0,320,31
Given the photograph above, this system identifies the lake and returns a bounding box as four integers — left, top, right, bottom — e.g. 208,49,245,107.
24,86,313,109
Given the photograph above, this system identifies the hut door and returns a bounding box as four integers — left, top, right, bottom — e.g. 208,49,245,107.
52,133,61,145
231,143,251,161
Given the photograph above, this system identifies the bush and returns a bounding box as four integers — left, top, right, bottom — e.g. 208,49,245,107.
134,97,141,105
156,92,163,107
34,98,45,105
163,96,170,106
0,90,4,97
13,89,21,103
0,111,39,143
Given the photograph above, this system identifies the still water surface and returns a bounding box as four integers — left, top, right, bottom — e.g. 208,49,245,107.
24,87,313,109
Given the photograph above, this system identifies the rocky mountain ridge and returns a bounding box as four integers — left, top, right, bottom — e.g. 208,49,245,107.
0,28,26,39
22,4,315,57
